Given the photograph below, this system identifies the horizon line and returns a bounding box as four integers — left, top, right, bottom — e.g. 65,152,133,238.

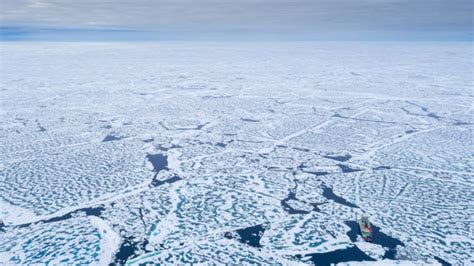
1,26,473,42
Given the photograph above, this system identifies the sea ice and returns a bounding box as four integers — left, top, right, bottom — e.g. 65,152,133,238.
0,42,472,264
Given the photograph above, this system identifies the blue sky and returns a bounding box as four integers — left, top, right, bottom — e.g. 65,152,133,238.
1,0,473,41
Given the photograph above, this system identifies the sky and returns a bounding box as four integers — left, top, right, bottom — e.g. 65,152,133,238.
1,0,473,41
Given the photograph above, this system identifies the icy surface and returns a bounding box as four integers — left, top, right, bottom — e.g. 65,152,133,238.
0,42,472,265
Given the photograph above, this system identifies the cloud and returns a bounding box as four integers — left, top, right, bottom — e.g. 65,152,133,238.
1,0,472,40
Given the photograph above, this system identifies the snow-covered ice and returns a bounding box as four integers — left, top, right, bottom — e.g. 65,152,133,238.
0,42,472,265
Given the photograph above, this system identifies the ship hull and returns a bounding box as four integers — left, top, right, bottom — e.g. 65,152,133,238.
358,218,373,242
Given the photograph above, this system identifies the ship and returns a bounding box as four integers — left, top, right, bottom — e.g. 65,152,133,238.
358,216,373,242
